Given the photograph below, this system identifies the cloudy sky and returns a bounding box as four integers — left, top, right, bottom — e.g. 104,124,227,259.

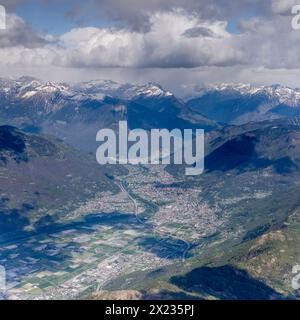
0,0,300,95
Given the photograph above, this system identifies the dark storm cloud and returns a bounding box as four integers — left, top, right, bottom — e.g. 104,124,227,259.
183,27,216,38
61,0,272,31
0,14,52,48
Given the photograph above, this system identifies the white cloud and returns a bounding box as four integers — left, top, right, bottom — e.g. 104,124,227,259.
54,11,243,68
0,11,241,68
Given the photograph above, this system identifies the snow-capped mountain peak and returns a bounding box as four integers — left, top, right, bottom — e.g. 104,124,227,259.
72,79,173,100
125,83,173,99
191,83,300,107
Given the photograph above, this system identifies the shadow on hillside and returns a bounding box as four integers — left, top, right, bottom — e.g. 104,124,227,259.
170,265,284,300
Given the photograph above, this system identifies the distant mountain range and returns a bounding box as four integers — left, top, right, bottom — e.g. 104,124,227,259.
0,77,217,152
186,83,300,125
2,78,300,141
